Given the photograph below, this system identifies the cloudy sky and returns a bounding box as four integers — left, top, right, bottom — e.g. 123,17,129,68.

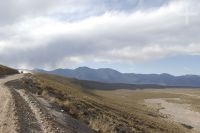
0,0,200,75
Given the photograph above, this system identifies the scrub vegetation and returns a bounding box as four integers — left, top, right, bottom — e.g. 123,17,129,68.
8,73,198,133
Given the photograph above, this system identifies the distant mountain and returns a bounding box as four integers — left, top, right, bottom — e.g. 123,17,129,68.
34,67,200,87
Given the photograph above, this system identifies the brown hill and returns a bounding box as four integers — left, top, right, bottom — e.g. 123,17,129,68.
6,73,189,133
0,64,19,75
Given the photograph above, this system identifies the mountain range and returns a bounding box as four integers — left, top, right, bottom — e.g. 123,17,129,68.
34,67,200,87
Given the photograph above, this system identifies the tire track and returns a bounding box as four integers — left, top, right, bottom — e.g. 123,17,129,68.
16,89,67,133
10,88,43,133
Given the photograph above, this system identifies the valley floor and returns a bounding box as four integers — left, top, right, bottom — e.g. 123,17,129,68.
94,89,200,133
145,98,200,132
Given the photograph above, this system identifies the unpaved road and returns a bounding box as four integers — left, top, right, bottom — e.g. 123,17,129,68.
0,74,23,133
145,98,200,133
0,74,93,133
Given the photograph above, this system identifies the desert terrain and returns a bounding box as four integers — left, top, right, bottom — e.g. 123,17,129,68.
0,70,199,133
6,73,200,133
94,89,200,133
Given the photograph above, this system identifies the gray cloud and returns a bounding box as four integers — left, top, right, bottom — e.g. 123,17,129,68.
0,0,170,25
0,0,199,69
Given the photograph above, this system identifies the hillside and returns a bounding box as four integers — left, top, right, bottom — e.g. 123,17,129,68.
0,64,19,75
6,73,193,133
35,67,200,87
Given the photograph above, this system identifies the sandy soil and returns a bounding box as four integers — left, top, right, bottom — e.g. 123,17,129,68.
145,98,200,132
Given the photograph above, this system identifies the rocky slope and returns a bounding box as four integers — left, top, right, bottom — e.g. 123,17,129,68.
0,64,19,75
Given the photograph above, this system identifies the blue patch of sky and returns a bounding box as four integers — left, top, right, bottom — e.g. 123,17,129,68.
126,55,200,75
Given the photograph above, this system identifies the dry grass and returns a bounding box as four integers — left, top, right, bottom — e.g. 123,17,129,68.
89,118,115,133
6,73,198,133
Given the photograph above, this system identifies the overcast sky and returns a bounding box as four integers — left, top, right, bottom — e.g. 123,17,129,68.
0,0,200,75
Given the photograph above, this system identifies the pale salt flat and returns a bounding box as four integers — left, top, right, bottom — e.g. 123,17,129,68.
145,98,200,132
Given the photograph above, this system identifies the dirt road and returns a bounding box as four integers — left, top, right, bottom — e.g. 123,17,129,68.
0,74,23,133
0,74,93,133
